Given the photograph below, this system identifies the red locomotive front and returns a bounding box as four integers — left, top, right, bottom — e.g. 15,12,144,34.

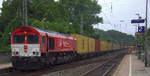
11,26,40,57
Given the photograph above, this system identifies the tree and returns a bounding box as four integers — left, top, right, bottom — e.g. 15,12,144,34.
93,29,135,46
0,0,103,51
59,0,103,35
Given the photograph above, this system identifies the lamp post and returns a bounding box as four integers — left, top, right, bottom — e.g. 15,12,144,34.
131,1,148,65
144,0,148,67
22,0,28,26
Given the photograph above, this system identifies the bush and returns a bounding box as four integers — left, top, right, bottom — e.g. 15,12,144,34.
0,45,11,53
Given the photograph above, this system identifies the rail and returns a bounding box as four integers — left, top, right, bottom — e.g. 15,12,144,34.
82,54,125,76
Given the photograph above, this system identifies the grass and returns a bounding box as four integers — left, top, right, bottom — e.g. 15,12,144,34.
0,50,11,53
0,61,11,64
0,45,11,53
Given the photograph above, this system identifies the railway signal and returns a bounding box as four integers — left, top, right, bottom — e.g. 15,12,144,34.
138,26,145,33
131,15,145,63
131,19,145,23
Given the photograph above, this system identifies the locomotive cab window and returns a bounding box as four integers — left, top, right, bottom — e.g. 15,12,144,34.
27,34,39,44
13,34,25,44
48,38,55,50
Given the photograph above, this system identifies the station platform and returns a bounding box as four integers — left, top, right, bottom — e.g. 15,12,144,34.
0,63,12,69
113,54,150,76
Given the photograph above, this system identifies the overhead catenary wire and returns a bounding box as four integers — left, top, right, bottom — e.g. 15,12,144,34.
98,0,135,35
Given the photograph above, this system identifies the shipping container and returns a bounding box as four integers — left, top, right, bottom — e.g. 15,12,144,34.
113,43,116,50
100,40,108,51
113,43,115,50
105,41,109,51
82,36,89,53
117,44,120,49
105,41,108,51
88,38,95,52
109,43,112,51
107,42,110,51
95,40,100,51
115,43,117,49
111,43,114,50
71,34,89,54
99,40,101,51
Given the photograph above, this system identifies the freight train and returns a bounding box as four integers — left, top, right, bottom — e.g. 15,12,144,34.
11,26,127,70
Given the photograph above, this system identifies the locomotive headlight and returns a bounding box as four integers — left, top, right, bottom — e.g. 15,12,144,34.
32,48,40,56
12,48,19,56
12,51,19,56
16,51,19,54
32,51,39,55
33,51,36,55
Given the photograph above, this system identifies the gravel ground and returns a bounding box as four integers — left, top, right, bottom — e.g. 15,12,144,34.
42,62,101,76
41,54,122,76
0,53,11,64
0,63,12,69
41,56,110,76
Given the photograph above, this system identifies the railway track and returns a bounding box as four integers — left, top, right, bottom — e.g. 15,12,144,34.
0,67,15,76
82,53,125,76
0,51,126,76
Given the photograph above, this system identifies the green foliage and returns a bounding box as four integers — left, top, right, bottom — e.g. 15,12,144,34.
0,0,135,53
0,0,22,32
137,29,150,49
29,18,76,34
93,28,135,46
146,29,150,36
59,0,103,32
0,0,102,52
0,45,11,53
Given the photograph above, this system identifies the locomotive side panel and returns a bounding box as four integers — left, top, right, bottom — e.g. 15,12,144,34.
40,33,47,53
62,38,75,51
47,34,76,53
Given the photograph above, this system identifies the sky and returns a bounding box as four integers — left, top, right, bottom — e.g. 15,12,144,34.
0,0,2,9
95,0,149,35
0,0,149,35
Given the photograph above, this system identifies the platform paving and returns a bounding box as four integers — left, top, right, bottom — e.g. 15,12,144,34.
0,63,12,69
113,54,150,76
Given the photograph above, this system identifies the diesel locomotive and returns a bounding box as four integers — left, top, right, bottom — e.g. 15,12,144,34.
11,26,126,70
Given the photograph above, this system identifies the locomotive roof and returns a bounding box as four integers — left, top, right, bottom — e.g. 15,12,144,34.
13,26,73,39
32,27,71,37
